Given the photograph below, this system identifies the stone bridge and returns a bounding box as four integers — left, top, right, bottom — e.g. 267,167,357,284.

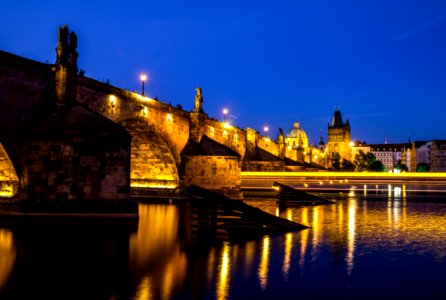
0,26,317,201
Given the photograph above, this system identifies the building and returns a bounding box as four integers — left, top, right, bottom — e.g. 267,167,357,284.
327,110,351,161
369,143,413,171
317,136,325,152
350,141,371,161
284,120,309,163
414,141,431,166
430,140,446,171
285,120,309,149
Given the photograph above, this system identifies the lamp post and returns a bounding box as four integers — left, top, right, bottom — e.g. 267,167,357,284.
263,126,269,137
140,74,147,96
222,108,228,122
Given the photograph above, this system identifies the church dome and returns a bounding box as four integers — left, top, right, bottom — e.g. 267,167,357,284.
285,121,309,148
287,121,307,139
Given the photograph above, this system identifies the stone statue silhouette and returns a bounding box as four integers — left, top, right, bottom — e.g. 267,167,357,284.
69,31,77,49
58,25,69,47
194,87,203,112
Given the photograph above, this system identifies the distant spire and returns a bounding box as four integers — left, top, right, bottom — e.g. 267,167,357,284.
319,135,325,145
331,110,343,127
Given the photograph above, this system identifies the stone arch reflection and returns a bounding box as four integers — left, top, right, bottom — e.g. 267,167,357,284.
0,229,16,292
130,203,187,300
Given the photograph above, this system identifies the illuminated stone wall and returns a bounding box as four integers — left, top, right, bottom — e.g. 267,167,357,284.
75,76,191,162
75,76,190,190
180,135,242,198
257,135,279,157
203,118,247,157
181,156,242,198
123,118,179,189
243,160,284,172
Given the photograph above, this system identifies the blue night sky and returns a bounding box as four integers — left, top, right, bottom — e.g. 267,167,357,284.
1,0,446,144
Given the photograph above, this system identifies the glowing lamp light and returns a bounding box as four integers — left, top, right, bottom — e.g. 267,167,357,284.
109,95,116,108
349,141,355,147
140,73,147,96
141,106,148,116
222,108,228,122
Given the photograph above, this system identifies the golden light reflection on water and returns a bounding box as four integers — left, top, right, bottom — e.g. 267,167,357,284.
131,204,187,300
311,206,320,261
282,232,293,280
207,248,216,284
216,242,231,300
244,241,255,279
258,236,270,290
0,229,16,292
245,191,446,284
134,277,153,300
346,199,356,275
299,224,309,268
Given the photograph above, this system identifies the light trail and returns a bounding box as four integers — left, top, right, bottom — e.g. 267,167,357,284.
241,172,446,195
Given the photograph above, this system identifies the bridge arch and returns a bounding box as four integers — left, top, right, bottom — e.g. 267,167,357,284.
121,117,179,191
0,142,19,198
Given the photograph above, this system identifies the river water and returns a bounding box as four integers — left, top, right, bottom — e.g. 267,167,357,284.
0,194,445,299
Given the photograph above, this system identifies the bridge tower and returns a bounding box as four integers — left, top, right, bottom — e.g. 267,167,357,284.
327,109,352,161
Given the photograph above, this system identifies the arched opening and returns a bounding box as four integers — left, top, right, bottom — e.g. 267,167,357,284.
0,143,19,198
122,118,179,192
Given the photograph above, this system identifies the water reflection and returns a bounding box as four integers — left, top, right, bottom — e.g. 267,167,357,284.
0,229,15,292
258,236,270,290
130,204,187,300
0,195,445,299
298,222,309,269
346,199,356,275
311,206,320,261
282,232,293,280
216,242,231,300
0,222,133,299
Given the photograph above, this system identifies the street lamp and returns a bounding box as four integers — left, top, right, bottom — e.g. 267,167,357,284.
140,74,147,96
222,108,228,122
263,126,270,143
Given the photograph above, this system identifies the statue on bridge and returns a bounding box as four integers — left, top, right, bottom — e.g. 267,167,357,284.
56,25,78,69
194,87,204,113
